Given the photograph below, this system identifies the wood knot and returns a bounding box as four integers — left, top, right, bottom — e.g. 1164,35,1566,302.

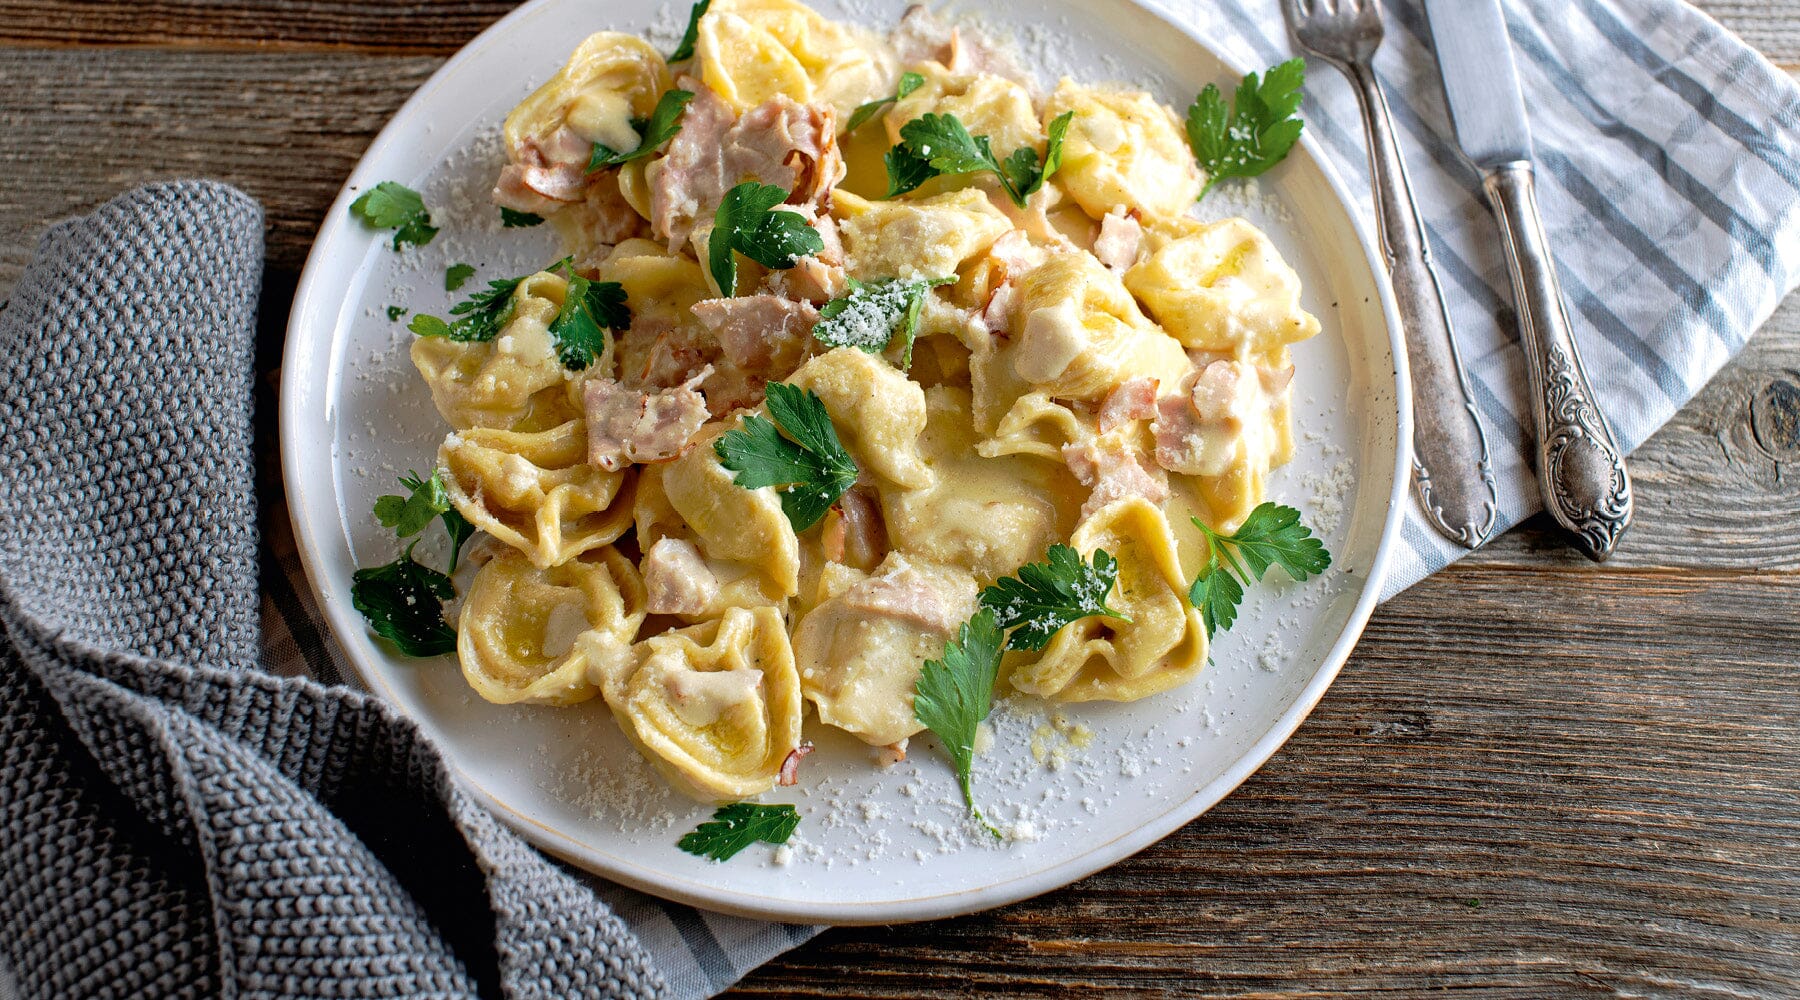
1749,371,1800,460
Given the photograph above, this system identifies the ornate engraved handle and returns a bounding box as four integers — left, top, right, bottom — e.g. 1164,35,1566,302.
1482,162,1633,561
1348,61,1498,548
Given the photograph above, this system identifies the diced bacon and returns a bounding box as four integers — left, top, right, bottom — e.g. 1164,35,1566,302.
841,555,979,635
1063,436,1170,520
1094,209,1144,273
822,485,887,570
1098,376,1159,433
986,230,1047,276
1152,360,1266,477
583,377,709,471
493,127,593,212
979,280,1017,335
614,314,720,391
641,538,721,617
651,80,844,253
875,740,908,766
778,741,814,786
692,295,819,376
561,175,647,250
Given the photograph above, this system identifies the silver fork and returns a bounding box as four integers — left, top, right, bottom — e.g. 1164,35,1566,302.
1282,0,1499,548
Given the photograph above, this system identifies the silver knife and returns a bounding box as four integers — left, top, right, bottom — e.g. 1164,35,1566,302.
1423,0,1634,561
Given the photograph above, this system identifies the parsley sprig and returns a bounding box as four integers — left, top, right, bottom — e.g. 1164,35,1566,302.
408,258,627,371
1186,58,1305,201
715,382,859,532
980,544,1130,651
885,111,1073,208
668,0,710,62
812,275,955,369
707,182,826,296
351,543,458,658
678,802,800,861
586,89,695,172
1188,502,1331,639
913,609,1006,836
349,181,438,250
846,71,925,132
374,469,475,572
352,469,477,658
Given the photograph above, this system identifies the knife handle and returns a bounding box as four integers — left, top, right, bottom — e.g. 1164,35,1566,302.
1482,162,1633,561
1347,61,1498,548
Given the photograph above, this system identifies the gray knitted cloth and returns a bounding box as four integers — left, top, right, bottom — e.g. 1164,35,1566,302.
0,182,668,999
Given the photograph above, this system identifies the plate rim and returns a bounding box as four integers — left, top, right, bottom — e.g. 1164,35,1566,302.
280,0,1413,925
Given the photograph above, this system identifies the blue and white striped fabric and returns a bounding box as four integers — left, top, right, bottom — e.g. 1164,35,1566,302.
247,1,1798,996
1158,0,1800,597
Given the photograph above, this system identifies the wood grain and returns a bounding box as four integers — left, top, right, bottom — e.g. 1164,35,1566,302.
728,567,1800,998
0,1,1796,996
0,46,437,293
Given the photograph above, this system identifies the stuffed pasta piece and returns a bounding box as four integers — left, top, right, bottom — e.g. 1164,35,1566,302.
1008,497,1206,702
604,606,805,802
411,269,586,432
438,419,635,569
458,546,647,706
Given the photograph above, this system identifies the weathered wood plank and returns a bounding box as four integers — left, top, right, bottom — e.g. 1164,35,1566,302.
0,1,513,53
0,0,1785,65
1474,294,1800,572
727,566,1800,998
0,47,438,294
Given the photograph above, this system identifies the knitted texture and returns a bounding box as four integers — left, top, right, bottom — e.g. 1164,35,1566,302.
0,182,669,1000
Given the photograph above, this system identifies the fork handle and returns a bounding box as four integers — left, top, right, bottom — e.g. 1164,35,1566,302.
1346,60,1497,548
1482,162,1633,560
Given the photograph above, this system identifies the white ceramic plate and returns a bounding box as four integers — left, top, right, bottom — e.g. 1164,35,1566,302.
282,0,1409,924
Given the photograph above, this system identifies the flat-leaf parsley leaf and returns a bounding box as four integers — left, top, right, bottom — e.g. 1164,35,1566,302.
980,544,1130,651
913,608,1005,834
373,469,475,572
500,207,545,228
351,542,457,658
349,181,438,250
812,275,955,368
846,70,925,132
715,381,859,532
1186,58,1305,201
885,111,1072,207
669,0,710,62
444,263,475,291
1188,502,1330,639
677,802,800,861
708,182,825,296
549,271,630,370
586,89,695,171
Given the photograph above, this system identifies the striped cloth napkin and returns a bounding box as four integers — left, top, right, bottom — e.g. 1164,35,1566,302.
259,0,1800,993
4,2,1788,999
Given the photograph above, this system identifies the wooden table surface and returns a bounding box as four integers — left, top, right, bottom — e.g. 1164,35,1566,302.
3,2,1796,995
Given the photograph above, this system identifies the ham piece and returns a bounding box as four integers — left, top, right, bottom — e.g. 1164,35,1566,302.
1063,435,1170,520
583,375,709,471
651,80,845,252
641,537,720,617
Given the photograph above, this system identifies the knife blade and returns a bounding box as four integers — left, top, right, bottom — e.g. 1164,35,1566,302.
1422,0,1635,560
1422,0,1532,168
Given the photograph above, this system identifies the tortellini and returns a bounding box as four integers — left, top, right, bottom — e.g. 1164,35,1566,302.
439,419,635,568
411,271,581,431
695,0,898,120
1008,498,1206,701
886,67,1043,159
786,348,932,489
458,547,647,706
1043,80,1202,221
605,606,804,801
633,420,801,619
506,33,671,164
882,387,1084,581
834,189,1012,282
1124,217,1322,353
791,553,980,747
972,252,1187,428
